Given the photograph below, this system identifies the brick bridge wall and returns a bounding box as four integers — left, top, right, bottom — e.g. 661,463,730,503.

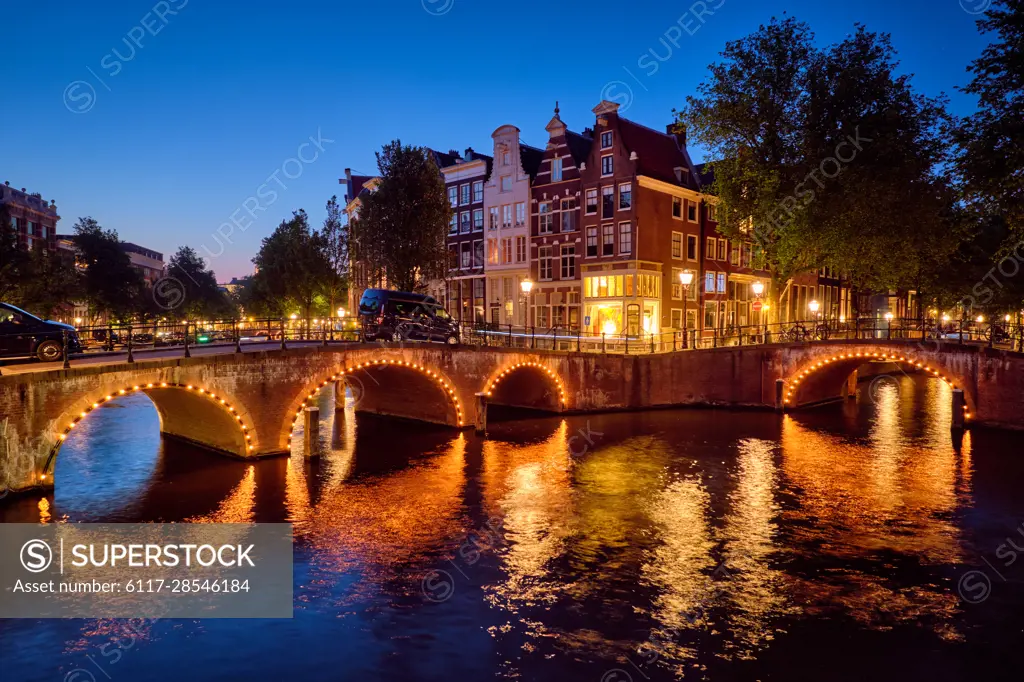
2,341,1022,495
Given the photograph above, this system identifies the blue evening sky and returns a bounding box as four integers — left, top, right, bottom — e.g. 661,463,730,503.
3,0,991,280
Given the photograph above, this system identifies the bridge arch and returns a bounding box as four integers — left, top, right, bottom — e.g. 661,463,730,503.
282,359,466,451
782,348,976,419
42,381,254,478
483,361,568,413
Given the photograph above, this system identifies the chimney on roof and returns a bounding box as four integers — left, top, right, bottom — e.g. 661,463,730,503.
448,149,459,158
666,124,687,147
464,147,474,160
343,168,353,202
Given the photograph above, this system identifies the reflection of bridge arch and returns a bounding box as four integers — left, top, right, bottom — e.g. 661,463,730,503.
42,382,253,478
783,348,975,419
283,359,466,451
483,361,567,412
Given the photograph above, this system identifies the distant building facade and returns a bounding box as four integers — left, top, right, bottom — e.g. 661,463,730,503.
1,181,59,252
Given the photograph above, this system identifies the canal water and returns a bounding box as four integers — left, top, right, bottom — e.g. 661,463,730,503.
2,373,1023,681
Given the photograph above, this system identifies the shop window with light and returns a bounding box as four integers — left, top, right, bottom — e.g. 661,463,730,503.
515,202,526,227
561,244,576,279
561,198,576,232
552,157,563,182
618,182,632,210
618,222,632,254
539,246,553,280
516,236,526,262
687,202,697,222
460,184,470,205
602,224,615,256
461,211,471,233
717,238,727,261
671,232,683,259
489,207,499,230
448,187,458,207
502,238,513,264
586,227,598,257
539,202,553,234
602,186,615,218
503,204,513,229
585,188,598,214
601,131,613,149
672,196,682,219
473,181,484,203
602,155,613,176
473,209,484,231
474,240,484,267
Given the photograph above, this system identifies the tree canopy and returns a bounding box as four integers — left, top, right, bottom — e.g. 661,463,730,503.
165,246,236,320
250,210,333,318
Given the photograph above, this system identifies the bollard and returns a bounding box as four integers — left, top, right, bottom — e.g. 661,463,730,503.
235,320,242,353
183,322,191,358
281,318,287,351
127,325,134,363
304,406,320,457
334,378,346,414
845,369,858,399
475,392,488,435
775,378,785,412
62,329,70,369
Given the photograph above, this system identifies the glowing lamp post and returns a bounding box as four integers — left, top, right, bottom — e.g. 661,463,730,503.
520,279,533,328
809,299,820,321
679,270,694,348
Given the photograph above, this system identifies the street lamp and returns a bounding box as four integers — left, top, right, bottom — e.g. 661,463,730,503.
809,300,820,320
520,279,533,327
976,315,985,324
751,280,764,297
679,270,694,348
337,307,346,318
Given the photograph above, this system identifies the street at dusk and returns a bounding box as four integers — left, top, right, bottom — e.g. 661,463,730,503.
2,1,1024,681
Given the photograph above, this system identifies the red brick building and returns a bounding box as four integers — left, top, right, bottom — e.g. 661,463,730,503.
438,148,492,324
1,181,59,252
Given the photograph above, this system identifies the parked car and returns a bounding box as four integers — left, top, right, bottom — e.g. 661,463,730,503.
358,289,460,344
0,302,82,361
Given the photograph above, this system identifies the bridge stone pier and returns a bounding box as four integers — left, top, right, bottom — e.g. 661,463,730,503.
2,340,1023,496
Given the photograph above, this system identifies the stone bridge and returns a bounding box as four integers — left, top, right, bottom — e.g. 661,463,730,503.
2,340,1022,495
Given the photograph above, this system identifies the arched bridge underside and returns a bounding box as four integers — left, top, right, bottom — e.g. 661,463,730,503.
2,340,1022,494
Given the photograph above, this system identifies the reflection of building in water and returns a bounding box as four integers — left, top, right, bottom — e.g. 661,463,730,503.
779,397,970,633
187,465,256,524
480,421,575,612
718,438,790,656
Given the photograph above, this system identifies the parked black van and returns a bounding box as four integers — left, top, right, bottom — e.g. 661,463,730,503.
0,302,82,361
358,289,460,344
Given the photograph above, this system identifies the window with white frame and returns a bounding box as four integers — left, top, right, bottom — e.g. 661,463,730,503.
473,209,484,231
672,268,683,300
618,222,632,254
515,202,526,226
449,214,458,234
501,176,512,192
448,187,458,207
503,205,513,229
671,308,683,329
602,186,614,218
516,235,526,262
704,271,715,293
671,232,683,259
586,227,598,257
489,207,499,230
538,202,553,233
708,204,718,222
551,157,563,182
502,151,510,165
601,155,613,176
539,246,553,280
502,238,513,264
619,182,632,210
560,197,576,232
560,243,576,280
706,237,716,260
602,224,614,256
473,181,484,203
686,234,698,260
601,131,613,149
717,272,726,293
672,196,682,219
461,242,471,269
487,238,499,264
687,202,698,222
717,238,727,261
460,184,470,205
585,188,598,214
461,211,471,233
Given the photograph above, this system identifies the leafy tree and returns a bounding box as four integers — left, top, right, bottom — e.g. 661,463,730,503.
351,140,451,292
72,217,145,322
678,17,961,319
320,195,348,314
18,248,81,319
0,204,31,302
250,210,333,318
165,246,236,320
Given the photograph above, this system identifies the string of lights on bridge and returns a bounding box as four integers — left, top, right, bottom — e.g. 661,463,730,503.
784,351,970,419
45,382,254,480
484,361,567,407
288,360,465,446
